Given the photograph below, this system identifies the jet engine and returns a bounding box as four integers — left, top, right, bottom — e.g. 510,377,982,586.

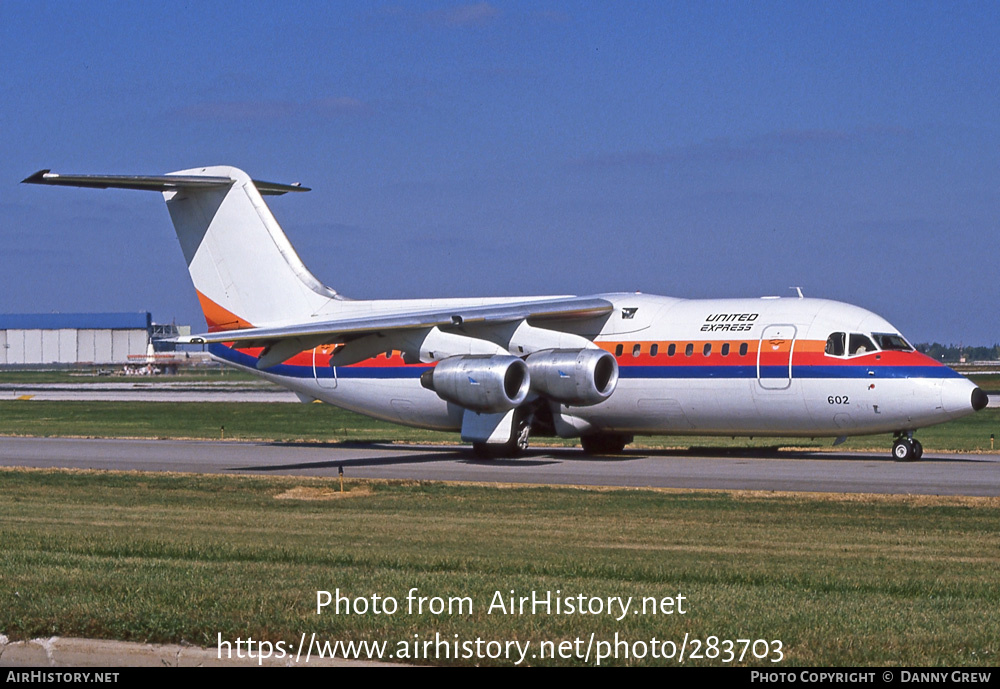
526,348,618,406
420,355,531,413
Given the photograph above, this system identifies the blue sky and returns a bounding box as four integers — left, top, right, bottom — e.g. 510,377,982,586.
2,1,998,344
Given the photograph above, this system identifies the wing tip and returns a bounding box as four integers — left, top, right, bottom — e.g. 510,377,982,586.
21,169,52,185
253,179,312,195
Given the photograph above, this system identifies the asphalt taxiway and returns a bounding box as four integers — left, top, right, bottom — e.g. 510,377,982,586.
1,436,998,496
0,382,297,403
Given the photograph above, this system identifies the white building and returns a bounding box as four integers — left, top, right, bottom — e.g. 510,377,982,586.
0,312,152,366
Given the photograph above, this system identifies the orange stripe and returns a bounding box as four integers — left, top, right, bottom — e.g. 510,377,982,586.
196,291,255,332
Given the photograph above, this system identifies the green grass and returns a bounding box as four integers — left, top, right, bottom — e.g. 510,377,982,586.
0,400,454,444
963,373,1000,394
1,469,997,666
1,400,998,453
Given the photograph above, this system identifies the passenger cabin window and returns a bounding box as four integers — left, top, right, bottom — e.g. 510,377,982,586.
632,344,641,357
739,343,748,356
615,344,623,357
721,343,730,356
703,343,712,357
872,333,913,351
685,343,694,357
825,332,846,357
667,343,676,356
849,333,876,356
650,344,659,357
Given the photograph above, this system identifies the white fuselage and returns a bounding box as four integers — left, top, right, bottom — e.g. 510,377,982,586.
212,293,979,440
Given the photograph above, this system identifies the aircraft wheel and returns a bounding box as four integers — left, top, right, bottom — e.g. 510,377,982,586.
892,438,915,462
581,433,630,455
514,421,531,453
911,439,923,460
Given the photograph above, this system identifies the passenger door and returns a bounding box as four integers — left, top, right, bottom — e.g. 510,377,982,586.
757,324,797,390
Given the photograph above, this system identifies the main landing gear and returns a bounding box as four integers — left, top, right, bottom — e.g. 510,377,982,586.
892,433,923,462
471,410,532,459
472,424,530,459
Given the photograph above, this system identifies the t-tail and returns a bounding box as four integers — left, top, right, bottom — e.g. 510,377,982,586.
22,166,340,331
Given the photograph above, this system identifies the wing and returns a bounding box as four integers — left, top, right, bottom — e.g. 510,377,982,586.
178,296,615,369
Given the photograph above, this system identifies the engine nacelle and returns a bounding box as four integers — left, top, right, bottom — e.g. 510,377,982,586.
420,355,531,413
526,348,618,406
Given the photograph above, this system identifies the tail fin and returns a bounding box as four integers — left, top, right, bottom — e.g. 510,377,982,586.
22,166,342,331
164,166,340,330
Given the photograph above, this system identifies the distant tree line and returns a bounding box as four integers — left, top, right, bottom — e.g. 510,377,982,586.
915,343,1000,362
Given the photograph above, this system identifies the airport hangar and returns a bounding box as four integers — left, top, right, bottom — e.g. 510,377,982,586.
0,312,189,368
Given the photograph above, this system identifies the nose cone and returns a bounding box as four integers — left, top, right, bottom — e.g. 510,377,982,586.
941,378,988,418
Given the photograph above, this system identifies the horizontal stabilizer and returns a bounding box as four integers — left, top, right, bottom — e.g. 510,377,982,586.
21,170,310,196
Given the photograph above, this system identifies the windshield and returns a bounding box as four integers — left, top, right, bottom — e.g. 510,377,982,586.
825,332,846,356
849,333,876,355
872,332,913,351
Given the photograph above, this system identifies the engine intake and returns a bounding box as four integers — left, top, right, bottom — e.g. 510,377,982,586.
420,355,530,413
526,348,618,406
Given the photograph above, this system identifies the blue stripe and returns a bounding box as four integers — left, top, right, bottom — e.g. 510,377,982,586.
802,365,962,379
209,343,316,378
211,345,962,382
336,367,426,379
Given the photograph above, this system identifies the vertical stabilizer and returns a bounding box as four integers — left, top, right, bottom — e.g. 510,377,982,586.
163,166,340,330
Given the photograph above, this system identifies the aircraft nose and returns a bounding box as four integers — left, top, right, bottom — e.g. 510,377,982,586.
972,387,989,412
940,378,986,417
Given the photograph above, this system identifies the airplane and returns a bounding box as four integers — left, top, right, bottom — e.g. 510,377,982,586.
22,166,988,460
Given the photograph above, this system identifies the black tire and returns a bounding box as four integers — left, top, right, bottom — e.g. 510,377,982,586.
892,438,915,461
911,439,923,460
581,433,629,455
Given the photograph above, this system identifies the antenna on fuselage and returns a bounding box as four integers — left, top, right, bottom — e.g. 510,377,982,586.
790,286,804,298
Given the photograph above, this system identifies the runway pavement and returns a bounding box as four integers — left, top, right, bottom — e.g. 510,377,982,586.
0,381,298,403
1,436,998,496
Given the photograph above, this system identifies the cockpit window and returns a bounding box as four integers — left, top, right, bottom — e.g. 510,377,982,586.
872,333,913,351
825,332,846,357
827,332,883,357
849,333,876,356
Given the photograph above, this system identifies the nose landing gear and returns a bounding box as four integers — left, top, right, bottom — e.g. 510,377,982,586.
892,433,923,461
